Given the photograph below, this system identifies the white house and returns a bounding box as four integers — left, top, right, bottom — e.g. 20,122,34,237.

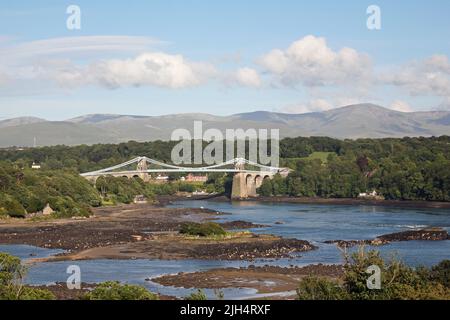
31,162,41,169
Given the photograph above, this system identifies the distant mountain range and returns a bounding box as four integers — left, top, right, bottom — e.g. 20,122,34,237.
0,104,449,147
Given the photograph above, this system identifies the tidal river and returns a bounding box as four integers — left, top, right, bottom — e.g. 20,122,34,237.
1,201,449,299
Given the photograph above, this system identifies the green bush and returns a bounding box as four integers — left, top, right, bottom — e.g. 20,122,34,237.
180,222,226,237
0,195,26,218
297,276,349,300
0,252,24,285
0,285,56,300
84,281,158,300
297,249,450,300
185,289,207,300
429,260,450,289
0,252,55,300
257,179,273,196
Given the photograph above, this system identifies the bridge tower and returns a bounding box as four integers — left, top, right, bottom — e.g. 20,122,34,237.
231,159,258,199
136,157,150,182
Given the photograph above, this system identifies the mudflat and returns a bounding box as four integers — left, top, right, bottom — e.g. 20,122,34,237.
152,264,344,296
0,203,315,262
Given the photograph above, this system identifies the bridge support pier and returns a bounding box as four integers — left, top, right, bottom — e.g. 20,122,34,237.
231,173,248,199
231,172,268,199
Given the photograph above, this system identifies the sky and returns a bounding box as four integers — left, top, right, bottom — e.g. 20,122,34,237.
0,0,449,120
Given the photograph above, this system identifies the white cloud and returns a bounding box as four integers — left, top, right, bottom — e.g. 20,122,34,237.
282,99,334,114
425,54,450,73
436,97,450,111
0,36,222,90
0,77,8,86
0,36,164,62
382,54,450,97
27,53,216,90
281,97,365,114
1,33,449,109
92,53,216,89
390,100,413,112
0,70,9,85
234,67,262,88
259,35,372,87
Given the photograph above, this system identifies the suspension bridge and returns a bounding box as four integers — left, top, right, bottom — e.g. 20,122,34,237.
80,156,290,198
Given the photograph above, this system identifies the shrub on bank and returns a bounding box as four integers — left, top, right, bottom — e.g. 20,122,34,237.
179,222,227,237
297,276,349,300
185,289,207,300
296,248,450,300
0,195,26,218
0,252,55,300
429,260,450,288
84,281,158,300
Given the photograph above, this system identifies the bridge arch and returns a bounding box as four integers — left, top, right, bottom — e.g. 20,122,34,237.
255,175,263,188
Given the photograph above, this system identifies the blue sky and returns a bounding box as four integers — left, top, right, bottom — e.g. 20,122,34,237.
0,0,449,120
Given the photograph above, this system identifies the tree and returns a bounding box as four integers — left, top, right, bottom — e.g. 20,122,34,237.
297,276,349,300
257,179,273,196
0,195,26,218
84,281,158,300
0,253,55,300
271,174,287,195
297,249,450,300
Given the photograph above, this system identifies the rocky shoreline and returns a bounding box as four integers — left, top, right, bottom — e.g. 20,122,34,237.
0,203,315,262
325,227,450,248
152,264,344,296
203,195,450,209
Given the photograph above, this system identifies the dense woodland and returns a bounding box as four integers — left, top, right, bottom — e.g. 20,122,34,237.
0,136,449,217
0,163,100,218
262,136,450,201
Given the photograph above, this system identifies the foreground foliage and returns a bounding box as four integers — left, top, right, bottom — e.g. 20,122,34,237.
185,289,208,300
297,249,450,300
1,253,159,300
84,281,159,300
0,253,55,300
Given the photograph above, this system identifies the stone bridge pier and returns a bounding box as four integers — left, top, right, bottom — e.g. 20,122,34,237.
230,160,291,199
231,172,272,199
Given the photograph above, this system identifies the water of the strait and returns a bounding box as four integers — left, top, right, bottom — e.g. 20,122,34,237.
1,200,449,299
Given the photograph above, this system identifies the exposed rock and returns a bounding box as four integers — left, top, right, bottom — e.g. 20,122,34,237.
325,228,449,248
324,239,366,248
376,227,449,242
42,203,55,216
220,220,267,230
190,237,316,260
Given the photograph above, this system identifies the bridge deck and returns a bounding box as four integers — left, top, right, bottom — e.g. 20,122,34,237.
81,169,273,177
